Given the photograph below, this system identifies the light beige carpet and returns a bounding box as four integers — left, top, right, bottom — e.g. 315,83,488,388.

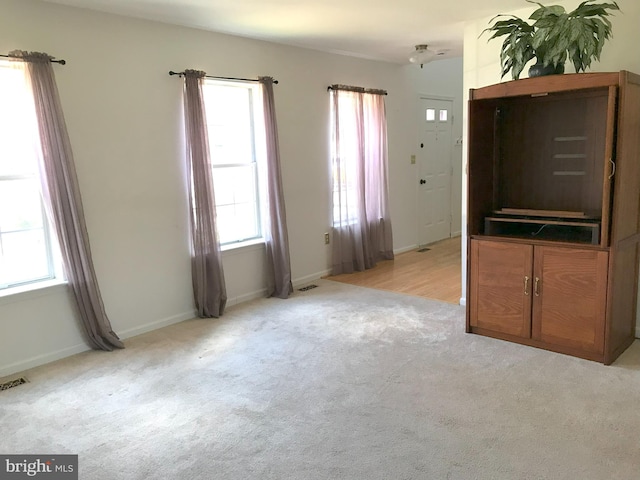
2,279,640,479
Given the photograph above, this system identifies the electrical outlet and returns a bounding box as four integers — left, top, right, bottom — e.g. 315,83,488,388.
410,154,416,164
324,233,330,244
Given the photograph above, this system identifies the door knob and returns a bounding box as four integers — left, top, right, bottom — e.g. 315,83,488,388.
420,179,426,184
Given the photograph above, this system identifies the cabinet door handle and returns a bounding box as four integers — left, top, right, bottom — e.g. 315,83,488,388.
524,276,530,295
609,158,616,179
534,277,540,296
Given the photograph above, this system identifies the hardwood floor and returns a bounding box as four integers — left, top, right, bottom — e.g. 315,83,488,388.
326,236,462,304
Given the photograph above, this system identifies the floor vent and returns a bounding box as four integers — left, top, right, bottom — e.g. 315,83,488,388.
0,377,28,392
417,248,431,253
298,284,319,292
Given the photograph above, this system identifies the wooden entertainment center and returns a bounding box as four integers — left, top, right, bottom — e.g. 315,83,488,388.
466,71,640,364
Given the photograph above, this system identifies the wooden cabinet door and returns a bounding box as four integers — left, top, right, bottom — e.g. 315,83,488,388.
531,246,608,354
469,239,533,338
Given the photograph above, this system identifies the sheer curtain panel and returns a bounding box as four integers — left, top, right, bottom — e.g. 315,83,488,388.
183,70,227,317
13,51,123,350
259,77,293,299
330,86,394,275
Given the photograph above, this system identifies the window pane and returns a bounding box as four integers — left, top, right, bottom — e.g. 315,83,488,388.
211,163,260,244
203,81,263,245
439,109,448,122
214,204,235,245
0,65,39,176
211,164,257,207
204,84,254,165
0,230,50,286
0,61,56,289
331,92,361,227
426,108,436,122
215,202,259,245
232,202,260,241
0,178,44,232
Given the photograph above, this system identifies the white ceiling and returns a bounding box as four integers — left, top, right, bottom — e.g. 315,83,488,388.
41,0,531,63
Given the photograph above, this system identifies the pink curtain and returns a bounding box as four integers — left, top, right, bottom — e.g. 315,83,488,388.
258,77,293,299
330,86,394,275
13,51,123,350
183,70,227,317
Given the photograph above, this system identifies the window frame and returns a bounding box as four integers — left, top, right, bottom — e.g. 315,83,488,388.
330,89,361,228
202,79,265,248
0,60,60,292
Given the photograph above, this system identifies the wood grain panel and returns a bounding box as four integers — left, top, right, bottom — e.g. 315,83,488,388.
532,246,608,353
598,86,616,246
328,237,461,304
467,98,500,236
605,243,639,363
470,239,532,338
610,72,640,242
470,72,619,100
498,90,608,215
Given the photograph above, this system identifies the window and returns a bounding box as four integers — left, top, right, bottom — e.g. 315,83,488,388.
330,91,360,227
329,86,393,274
426,108,436,122
202,80,265,246
0,61,59,290
330,88,390,229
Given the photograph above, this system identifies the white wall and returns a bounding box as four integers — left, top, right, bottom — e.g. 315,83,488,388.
0,0,463,376
461,0,640,315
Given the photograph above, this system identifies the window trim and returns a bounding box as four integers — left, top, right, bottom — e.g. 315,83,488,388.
0,62,61,292
202,79,265,247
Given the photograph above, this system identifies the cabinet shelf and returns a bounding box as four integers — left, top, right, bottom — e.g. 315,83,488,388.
484,215,600,244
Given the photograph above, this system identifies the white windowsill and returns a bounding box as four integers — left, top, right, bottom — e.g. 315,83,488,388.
221,238,265,256
0,278,69,306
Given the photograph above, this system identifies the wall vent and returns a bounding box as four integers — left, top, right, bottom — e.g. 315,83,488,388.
298,284,318,292
417,248,431,253
0,377,28,392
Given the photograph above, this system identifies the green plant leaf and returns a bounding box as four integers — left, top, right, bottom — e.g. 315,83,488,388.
529,3,566,20
483,0,618,79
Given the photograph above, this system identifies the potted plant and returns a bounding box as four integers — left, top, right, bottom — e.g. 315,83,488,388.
482,0,620,80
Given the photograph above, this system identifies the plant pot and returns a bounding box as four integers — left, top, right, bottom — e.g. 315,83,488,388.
528,62,565,78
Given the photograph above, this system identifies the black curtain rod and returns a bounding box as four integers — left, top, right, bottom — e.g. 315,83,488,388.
327,84,387,95
169,71,278,84
0,53,66,65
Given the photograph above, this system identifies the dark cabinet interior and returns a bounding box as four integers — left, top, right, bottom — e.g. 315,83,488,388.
468,86,614,246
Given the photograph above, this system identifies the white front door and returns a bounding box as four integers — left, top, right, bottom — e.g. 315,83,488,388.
418,97,453,246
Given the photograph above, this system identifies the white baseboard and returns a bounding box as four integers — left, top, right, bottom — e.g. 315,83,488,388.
394,245,418,255
118,310,197,340
0,310,201,378
0,343,90,379
293,269,332,288
226,288,268,308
